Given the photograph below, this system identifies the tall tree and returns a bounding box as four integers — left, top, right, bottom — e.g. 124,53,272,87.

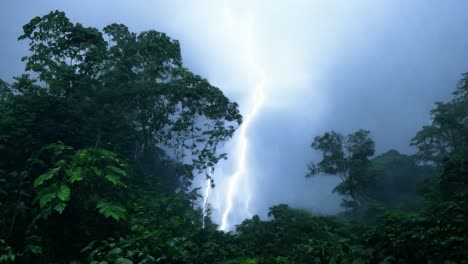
411,73,468,200
0,11,242,262
16,10,242,184
411,73,468,164
307,129,375,209
19,10,106,98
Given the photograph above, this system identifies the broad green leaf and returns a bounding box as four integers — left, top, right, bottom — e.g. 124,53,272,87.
91,166,102,177
107,166,128,177
97,148,118,160
107,247,123,256
96,201,127,221
105,174,122,186
54,202,67,214
28,245,43,255
57,184,71,202
34,167,59,188
81,241,97,253
74,149,89,163
115,258,133,264
67,168,83,183
38,191,56,208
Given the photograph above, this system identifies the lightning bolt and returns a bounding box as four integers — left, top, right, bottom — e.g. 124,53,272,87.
218,2,267,231
220,75,265,231
198,0,267,231
202,177,212,228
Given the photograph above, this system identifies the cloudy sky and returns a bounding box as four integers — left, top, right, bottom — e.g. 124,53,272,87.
2,0,468,230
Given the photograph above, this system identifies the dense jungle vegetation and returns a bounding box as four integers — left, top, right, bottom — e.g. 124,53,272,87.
1,11,467,264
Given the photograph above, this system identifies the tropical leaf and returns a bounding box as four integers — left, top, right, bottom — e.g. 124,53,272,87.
96,201,127,221
115,257,133,264
54,202,67,214
67,168,83,183
57,184,70,202
34,167,59,187
107,166,128,177
37,186,58,208
107,247,123,256
105,174,125,187
91,166,103,177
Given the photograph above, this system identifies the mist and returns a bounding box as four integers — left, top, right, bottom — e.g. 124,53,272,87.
2,0,468,231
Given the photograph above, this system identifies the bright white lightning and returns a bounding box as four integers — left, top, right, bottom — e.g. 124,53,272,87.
220,73,266,231
202,177,212,228
220,74,265,231
197,1,267,232
218,3,267,230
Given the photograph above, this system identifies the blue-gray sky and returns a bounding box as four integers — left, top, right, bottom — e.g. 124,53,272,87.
2,1,468,229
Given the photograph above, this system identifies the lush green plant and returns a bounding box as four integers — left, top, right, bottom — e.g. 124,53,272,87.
31,143,129,220
80,237,155,264
0,239,16,263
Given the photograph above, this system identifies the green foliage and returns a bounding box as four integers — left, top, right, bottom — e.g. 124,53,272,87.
411,73,468,163
364,199,468,263
80,237,155,263
19,10,106,97
366,150,436,210
439,154,468,200
233,205,372,264
0,79,11,101
224,258,258,264
0,10,241,263
308,129,375,209
31,143,129,220
96,201,127,221
0,237,43,263
0,239,16,263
